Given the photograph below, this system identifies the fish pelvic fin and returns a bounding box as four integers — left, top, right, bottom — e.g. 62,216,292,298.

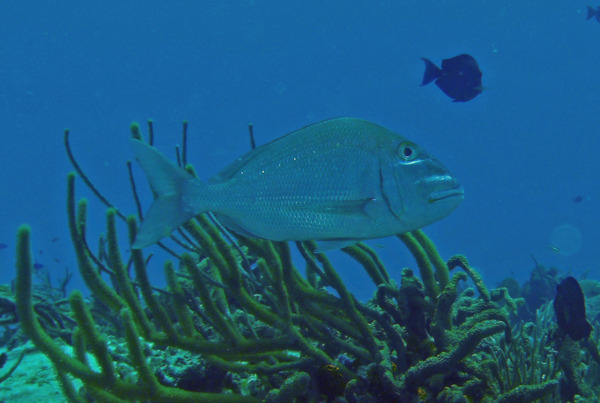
130,139,208,248
421,57,442,86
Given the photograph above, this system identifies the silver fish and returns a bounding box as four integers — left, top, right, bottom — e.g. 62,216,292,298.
131,117,463,250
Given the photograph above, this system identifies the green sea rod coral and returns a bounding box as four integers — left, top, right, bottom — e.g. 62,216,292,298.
10,121,596,402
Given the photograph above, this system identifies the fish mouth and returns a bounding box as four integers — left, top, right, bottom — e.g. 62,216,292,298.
429,186,464,203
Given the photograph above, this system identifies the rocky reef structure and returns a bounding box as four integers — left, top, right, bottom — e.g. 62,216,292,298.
9,122,600,401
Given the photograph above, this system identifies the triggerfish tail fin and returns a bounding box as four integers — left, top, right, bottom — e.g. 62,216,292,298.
587,6,596,20
420,57,442,85
130,139,208,249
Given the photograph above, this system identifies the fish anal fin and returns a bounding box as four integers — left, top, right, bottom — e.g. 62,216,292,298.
315,239,360,252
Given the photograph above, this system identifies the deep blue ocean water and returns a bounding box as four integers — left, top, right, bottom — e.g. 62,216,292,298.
1,1,598,301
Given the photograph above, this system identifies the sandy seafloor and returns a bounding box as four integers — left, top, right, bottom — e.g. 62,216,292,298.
0,343,76,402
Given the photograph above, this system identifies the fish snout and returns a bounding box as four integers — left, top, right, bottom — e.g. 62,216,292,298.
429,186,464,204
426,175,464,205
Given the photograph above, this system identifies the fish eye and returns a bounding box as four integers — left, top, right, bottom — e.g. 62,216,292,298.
398,142,417,161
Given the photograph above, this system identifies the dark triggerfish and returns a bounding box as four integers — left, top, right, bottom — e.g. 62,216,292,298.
421,54,483,102
131,117,464,250
553,276,592,341
587,6,600,22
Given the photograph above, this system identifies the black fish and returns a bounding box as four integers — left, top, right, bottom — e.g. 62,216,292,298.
0,243,6,249
553,276,592,341
573,195,584,203
587,6,600,22
421,54,483,102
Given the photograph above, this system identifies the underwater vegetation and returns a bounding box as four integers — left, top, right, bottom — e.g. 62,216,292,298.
7,121,600,402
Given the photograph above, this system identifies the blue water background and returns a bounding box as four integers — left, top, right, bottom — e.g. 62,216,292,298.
0,1,598,301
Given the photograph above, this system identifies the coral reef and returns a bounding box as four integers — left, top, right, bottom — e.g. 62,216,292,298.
8,122,600,402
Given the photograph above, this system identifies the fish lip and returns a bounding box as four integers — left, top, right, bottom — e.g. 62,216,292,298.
429,186,465,203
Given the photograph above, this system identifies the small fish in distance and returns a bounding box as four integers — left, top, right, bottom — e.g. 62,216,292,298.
131,117,464,250
421,54,483,102
573,195,591,203
553,276,592,341
587,6,600,22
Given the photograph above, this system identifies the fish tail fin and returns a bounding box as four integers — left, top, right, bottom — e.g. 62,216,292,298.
587,6,595,20
130,139,209,248
420,58,442,86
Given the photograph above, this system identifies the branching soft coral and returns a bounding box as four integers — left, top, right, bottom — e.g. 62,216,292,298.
10,122,574,402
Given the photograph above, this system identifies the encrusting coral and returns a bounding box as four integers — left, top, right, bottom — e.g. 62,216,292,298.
10,121,598,402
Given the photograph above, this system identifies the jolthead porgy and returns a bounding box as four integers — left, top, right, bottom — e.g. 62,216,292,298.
132,117,464,250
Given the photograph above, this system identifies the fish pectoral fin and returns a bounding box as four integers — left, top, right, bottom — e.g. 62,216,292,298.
295,197,377,216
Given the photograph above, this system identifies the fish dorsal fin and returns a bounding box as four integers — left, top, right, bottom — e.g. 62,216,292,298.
210,146,271,184
210,117,377,184
442,54,472,69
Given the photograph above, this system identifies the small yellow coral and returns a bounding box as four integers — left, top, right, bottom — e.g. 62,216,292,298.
417,386,428,400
